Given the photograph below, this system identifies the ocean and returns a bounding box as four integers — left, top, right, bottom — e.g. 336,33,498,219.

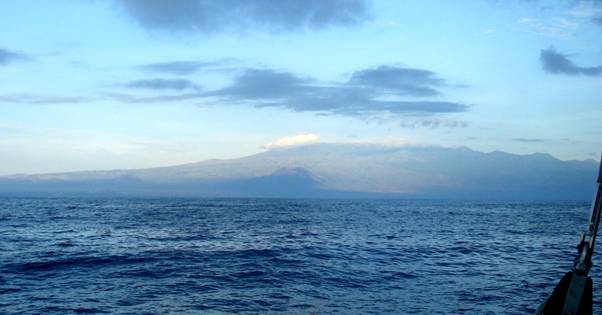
0,198,600,314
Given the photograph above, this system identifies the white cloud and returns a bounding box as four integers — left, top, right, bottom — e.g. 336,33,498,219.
264,133,320,149
518,17,536,23
567,3,602,18
517,17,579,38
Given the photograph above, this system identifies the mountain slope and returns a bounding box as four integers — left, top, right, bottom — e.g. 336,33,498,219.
1,144,598,200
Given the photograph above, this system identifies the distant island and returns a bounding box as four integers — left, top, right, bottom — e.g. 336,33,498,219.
0,144,598,200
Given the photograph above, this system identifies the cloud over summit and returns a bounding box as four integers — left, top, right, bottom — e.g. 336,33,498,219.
264,133,320,149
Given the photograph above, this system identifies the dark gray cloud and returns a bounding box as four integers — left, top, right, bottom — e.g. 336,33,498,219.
137,59,231,75
3,64,466,117
512,138,544,143
124,78,201,91
210,69,313,99
0,94,87,104
118,0,371,33
0,48,30,65
540,47,602,76
109,64,468,116
208,67,467,116
348,65,444,96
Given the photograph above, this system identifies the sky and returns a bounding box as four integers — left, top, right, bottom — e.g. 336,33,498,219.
0,0,601,175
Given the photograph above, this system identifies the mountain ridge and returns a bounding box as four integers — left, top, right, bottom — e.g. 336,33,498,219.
1,144,598,200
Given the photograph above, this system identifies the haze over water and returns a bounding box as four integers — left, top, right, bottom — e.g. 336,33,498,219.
1,198,599,314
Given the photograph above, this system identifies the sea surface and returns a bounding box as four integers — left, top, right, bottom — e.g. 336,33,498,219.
0,198,600,314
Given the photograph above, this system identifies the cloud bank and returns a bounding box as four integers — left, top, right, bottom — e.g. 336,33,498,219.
3,62,468,119
118,0,372,33
208,67,467,116
540,47,602,76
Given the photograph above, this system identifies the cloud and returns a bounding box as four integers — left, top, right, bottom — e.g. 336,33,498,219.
264,133,320,149
518,17,578,38
522,1,602,28
2,63,467,117
210,68,313,99
104,92,203,104
0,94,87,104
117,0,371,33
208,67,467,116
540,47,602,76
566,1,602,26
123,78,201,91
137,59,232,75
0,48,31,65
400,119,468,129
347,65,444,96
512,138,544,143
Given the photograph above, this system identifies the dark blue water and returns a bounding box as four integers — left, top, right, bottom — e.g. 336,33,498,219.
1,198,600,314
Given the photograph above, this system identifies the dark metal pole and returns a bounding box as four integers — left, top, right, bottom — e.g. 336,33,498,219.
535,156,602,315
574,157,602,276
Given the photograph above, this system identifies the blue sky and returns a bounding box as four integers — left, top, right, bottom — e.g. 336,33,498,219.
0,0,601,175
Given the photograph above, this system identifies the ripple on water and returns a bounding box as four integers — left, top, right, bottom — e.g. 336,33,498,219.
0,198,595,314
